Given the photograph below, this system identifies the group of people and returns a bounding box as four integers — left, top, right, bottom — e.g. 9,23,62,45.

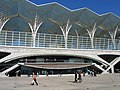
30,69,97,85
74,70,82,83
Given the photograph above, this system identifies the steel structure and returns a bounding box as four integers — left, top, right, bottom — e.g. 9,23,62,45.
0,0,120,50
0,0,120,76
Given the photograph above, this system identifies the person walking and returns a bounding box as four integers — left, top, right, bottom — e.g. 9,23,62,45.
31,72,38,85
74,71,78,83
93,69,97,76
46,71,49,77
78,71,82,83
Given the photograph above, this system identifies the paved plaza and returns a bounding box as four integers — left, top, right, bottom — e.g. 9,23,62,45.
0,74,120,90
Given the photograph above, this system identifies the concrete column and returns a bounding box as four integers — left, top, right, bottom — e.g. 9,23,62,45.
111,66,114,73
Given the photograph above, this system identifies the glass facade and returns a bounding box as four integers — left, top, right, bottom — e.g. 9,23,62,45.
0,0,120,50
0,30,120,50
18,56,94,64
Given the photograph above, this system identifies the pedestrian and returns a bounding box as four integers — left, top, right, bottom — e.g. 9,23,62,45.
31,72,38,85
90,70,93,76
46,71,49,77
74,71,78,83
83,71,85,76
93,69,97,76
78,71,82,83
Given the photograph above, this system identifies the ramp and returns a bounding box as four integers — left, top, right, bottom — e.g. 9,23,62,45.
2,63,24,74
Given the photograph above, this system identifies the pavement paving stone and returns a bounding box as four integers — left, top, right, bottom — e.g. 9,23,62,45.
0,74,120,90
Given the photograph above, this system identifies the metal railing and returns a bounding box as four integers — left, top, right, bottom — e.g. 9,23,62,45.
0,30,120,50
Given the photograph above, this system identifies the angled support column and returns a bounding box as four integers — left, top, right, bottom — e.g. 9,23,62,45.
75,30,79,49
92,63,106,72
60,19,72,48
108,25,119,50
0,14,9,32
28,14,43,47
77,22,97,49
86,23,97,49
102,57,120,74
48,18,72,48
111,66,114,73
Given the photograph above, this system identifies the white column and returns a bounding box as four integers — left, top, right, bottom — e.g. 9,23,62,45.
48,18,72,48
0,12,8,31
75,30,79,49
92,63,106,72
86,23,97,49
108,26,119,50
102,57,120,74
60,19,72,48
77,22,97,49
32,32,36,47
0,19,9,32
28,14,43,47
111,66,114,73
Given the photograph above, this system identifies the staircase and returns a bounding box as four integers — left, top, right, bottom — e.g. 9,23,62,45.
2,63,24,74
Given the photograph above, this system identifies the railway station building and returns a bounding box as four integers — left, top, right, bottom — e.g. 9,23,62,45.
0,0,120,76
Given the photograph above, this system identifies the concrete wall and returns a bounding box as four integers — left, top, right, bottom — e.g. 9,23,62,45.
0,46,120,73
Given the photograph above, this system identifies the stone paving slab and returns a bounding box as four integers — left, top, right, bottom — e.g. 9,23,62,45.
0,74,120,90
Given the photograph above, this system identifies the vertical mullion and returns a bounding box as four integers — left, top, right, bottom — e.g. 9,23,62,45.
37,33,39,47
12,31,14,46
50,34,51,48
5,31,7,46
18,32,20,46
25,32,27,47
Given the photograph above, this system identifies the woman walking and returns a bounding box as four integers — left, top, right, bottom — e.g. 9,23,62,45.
31,72,38,85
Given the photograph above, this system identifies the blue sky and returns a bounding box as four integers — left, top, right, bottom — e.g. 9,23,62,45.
29,0,120,16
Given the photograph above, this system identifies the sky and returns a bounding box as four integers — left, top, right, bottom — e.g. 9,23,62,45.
28,0,120,16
